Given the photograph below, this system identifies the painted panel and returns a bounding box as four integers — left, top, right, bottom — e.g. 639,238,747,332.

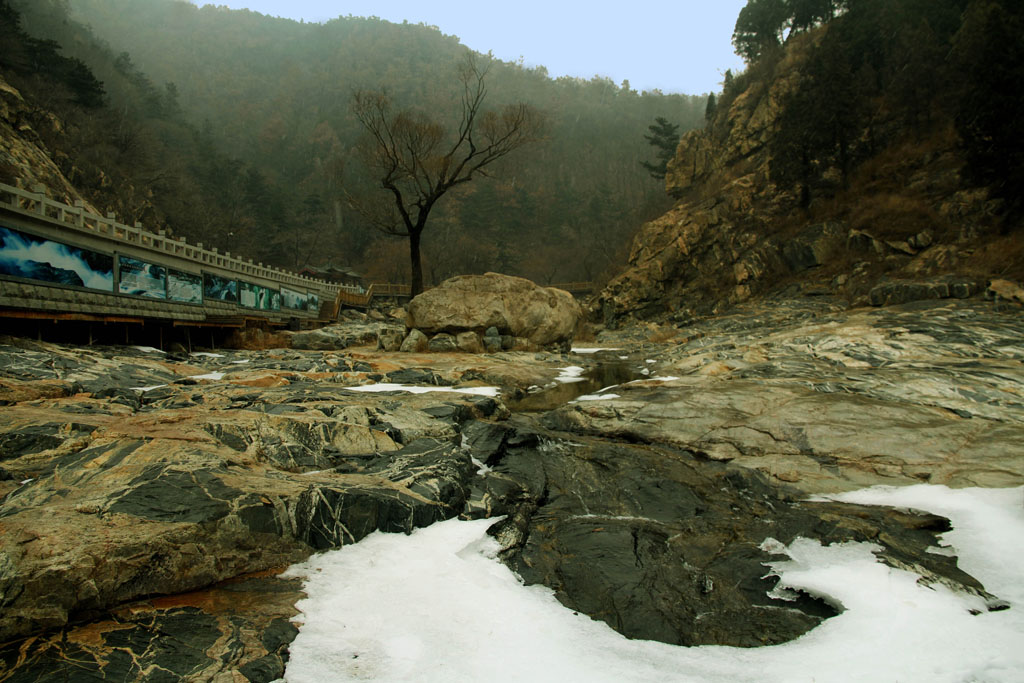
118,255,166,299
0,225,114,291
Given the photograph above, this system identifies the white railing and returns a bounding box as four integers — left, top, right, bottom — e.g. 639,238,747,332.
0,182,342,296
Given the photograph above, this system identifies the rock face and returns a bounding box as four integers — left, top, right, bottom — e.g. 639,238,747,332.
595,32,1008,324
406,273,580,351
465,418,994,648
0,335,550,680
1,298,1020,675
0,75,96,208
560,299,1024,493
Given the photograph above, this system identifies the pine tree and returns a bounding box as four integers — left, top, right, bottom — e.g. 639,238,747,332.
640,117,680,180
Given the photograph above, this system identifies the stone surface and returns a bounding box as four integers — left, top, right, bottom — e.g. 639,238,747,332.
400,328,428,353
868,276,979,307
0,333,583,679
406,272,581,350
564,299,1024,493
1,298,1020,672
467,417,995,648
288,321,403,350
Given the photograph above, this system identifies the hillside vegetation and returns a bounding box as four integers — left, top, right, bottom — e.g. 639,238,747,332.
3,0,709,285
598,0,1023,322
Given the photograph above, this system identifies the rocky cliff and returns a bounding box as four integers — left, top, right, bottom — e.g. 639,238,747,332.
597,31,1017,325
0,74,96,209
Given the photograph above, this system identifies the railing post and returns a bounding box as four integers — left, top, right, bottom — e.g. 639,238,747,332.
31,184,46,216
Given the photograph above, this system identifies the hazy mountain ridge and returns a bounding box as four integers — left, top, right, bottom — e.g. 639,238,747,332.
4,0,709,284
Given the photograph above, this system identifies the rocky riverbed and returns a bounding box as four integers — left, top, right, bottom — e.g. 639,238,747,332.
0,297,1021,680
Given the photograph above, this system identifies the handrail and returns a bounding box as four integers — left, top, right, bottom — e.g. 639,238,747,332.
0,182,341,296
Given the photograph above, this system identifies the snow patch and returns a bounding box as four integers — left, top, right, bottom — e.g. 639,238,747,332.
190,372,225,381
555,366,586,383
572,393,622,402
344,383,499,397
282,485,1024,683
130,345,164,354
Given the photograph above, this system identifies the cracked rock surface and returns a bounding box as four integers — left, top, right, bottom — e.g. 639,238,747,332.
553,299,1024,493
0,297,1020,677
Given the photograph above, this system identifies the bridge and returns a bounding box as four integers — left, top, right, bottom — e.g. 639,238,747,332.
0,183,343,345
0,182,595,346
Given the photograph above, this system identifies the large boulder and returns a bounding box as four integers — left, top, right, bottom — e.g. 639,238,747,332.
406,273,581,350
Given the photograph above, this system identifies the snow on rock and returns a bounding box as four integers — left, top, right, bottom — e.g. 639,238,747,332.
282,485,1024,683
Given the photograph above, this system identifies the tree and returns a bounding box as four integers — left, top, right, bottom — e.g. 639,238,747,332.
704,93,717,125
952,0,1024,218
640,117,680,180
732,0,789,63
348,54,543,295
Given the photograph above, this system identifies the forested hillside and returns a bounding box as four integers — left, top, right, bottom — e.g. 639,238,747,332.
5,0,709,285
599,0,1024,323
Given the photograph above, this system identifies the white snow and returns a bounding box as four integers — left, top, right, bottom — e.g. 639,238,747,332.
555,366,586,383
190,352,224,358
282,484,1024,683
230,359,251,364
189,371,225,381
572,393,622,402
629,375,680,384
130,345,164,354
130,384,167,392
344,383,500,397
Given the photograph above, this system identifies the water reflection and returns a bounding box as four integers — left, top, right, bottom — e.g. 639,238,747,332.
507,356,644,412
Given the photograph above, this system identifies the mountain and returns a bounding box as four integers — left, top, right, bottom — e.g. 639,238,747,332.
5,0,710,284
597,0,1023,324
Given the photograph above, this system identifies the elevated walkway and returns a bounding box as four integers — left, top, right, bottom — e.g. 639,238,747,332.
0,183,341,331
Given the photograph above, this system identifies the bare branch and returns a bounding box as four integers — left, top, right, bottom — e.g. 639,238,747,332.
346,53,545,295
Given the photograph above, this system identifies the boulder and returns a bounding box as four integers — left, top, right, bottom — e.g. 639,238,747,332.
427,333,458,353
987,278,1024,305
406,273,580,350
377,327,405,352
456,331,483,354
400,329,428,353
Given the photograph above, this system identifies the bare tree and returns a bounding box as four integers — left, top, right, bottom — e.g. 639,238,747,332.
349,54,544,296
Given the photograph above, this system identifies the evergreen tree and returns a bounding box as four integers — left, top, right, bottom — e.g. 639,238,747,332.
640,117,680,180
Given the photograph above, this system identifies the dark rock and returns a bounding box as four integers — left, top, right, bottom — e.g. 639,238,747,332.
474,418,993,648
107,467,235,524
0,574,303,682
428,333,458,353
869,277,979,307
400,329,429,353
385,368,445,386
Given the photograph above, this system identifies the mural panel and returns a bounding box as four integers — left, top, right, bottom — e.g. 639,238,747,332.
203,272,238,303
0,225,114,291
167,269,202,304
118,255,166,299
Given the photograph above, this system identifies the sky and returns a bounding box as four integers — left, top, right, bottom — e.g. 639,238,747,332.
187,1,748,94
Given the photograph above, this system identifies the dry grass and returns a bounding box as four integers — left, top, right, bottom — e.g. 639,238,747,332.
963,236,1024,282
647,324,680,343
846,193,951,241
227,328,292,350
